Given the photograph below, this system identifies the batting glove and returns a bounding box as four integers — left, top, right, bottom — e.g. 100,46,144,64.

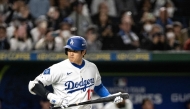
47,93,68,109
113,96,123,103
112,92,123,103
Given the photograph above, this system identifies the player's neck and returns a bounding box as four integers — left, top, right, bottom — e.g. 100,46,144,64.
74,60,83,65
71,60,85,69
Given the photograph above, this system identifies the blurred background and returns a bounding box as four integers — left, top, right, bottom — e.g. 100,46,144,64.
0,0,190,109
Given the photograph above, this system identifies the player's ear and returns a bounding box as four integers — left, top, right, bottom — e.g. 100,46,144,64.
81,50,86,57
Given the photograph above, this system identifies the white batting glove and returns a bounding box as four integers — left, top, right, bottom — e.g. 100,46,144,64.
113,96,123,103
111,92,123,103
47,93,68,108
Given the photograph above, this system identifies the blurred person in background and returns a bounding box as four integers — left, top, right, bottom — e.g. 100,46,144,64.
71,0,90,18
91,1,116,27
173,21,188,49
28,0,50,19
6,18,17,39
149,32,171,50
164,0,175,18
59,17,74,45
115,0,138,18
6,17,21,41
91,1,118,44
153,0,165,17
117,13,140,50
6,7,34,44
5,0,25,24
0,25,9,50
183,38,190,50
165,24,181,50
181,20,190,39
100,24,117,50
35,29,64,51
17,5,34,29
133,0,154,31
55,0,72,19
155,7,173,30
91,3,117,50
9,21,32,51
121,11,139,38
137,0,155,17
186,99,190,109
0,12,7,27
182,20,190,50
149,24,164,37
140,23,163,50
85,25,102,51
141,23,170,50
141,98,154,109
91,0,117,17
153,0,175,17
30,15,48,48
0,0,9,14
40,98,51,109
68,0,92,36
139,12,156,49
47,6,63,30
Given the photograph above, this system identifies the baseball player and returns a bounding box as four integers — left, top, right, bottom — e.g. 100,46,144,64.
28,36,123,109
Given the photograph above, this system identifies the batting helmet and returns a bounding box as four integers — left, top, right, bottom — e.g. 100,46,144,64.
64,36,87,54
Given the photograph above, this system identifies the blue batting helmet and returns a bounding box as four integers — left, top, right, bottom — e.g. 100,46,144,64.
64,36,87,54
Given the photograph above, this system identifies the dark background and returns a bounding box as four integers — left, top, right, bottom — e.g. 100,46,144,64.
0,60,190,109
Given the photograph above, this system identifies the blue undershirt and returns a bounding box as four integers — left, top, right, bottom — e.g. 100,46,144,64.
71,60,85,69
94,84,110,97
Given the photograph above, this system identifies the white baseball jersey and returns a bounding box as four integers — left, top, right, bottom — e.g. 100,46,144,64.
34,59,102,109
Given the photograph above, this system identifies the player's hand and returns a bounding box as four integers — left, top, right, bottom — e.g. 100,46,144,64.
113,96,123,103
112,92,123,103
47,93,68,108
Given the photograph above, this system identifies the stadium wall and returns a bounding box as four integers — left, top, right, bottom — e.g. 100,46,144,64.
0,51,190,109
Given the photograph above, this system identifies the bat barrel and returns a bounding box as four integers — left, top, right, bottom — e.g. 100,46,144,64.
121,93,129,99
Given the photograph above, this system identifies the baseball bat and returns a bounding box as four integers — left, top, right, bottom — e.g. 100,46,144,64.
50,93,129,109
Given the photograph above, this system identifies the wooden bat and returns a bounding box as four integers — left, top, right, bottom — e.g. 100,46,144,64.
50,93,129,109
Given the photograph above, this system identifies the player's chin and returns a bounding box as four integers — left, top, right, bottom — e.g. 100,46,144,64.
68,58,74,62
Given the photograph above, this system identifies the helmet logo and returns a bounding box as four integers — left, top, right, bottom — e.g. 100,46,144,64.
82,44,85,46
70,39,74,45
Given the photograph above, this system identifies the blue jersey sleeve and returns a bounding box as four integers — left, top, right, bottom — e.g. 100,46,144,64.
94,83,110,97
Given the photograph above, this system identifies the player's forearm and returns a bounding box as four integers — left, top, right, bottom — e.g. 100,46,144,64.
28,80,50,99
94,83,111,97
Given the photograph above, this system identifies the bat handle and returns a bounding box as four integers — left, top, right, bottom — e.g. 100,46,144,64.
110,92,122,96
